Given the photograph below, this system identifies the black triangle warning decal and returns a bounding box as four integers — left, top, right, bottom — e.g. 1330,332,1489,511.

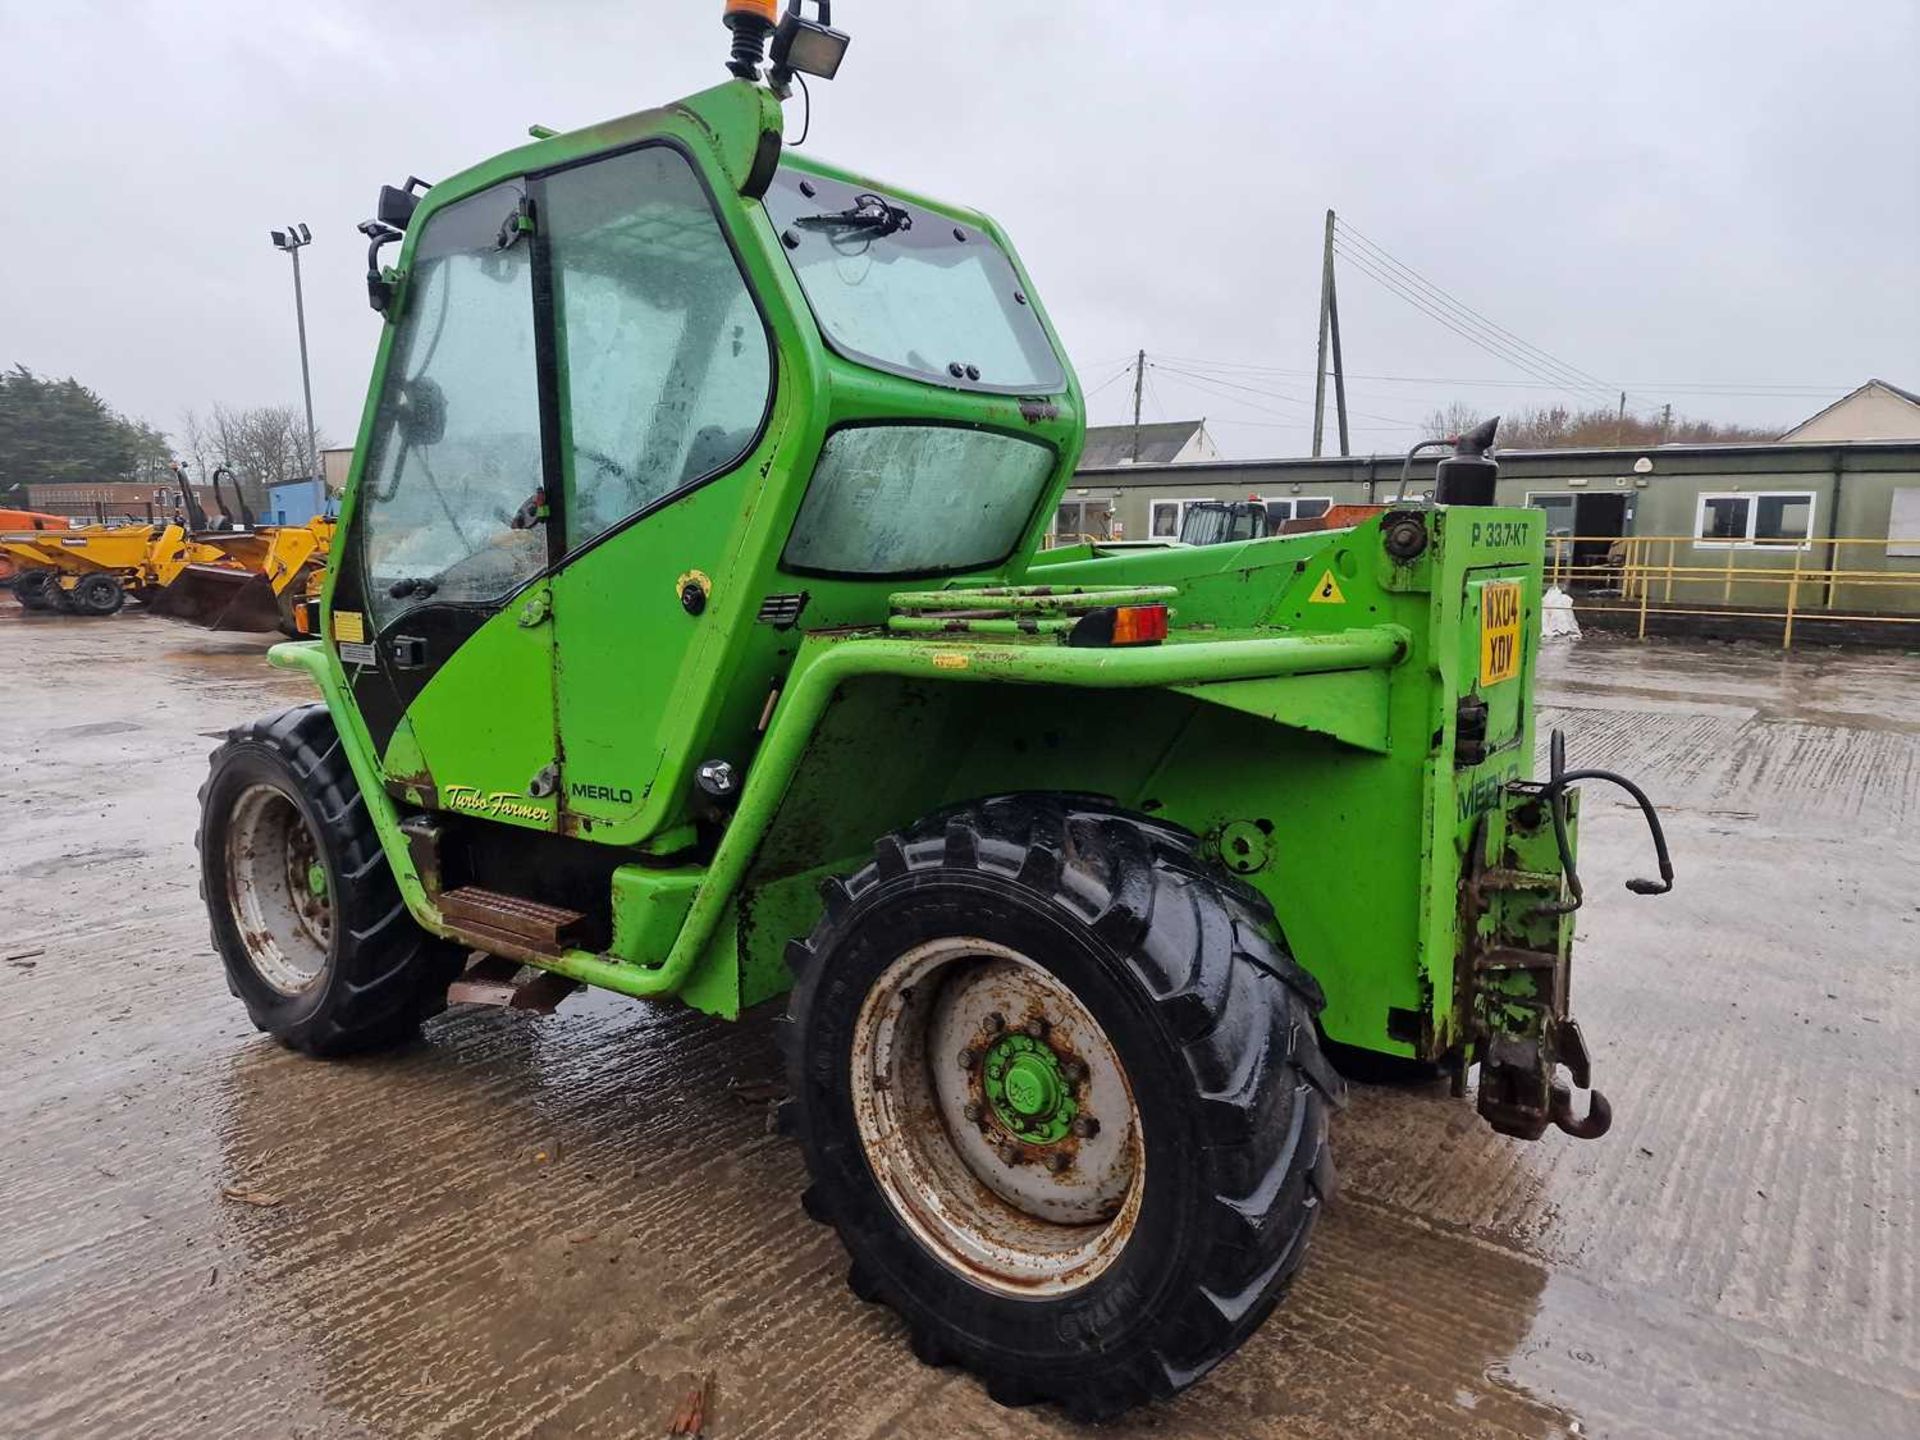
1310,569,1347,604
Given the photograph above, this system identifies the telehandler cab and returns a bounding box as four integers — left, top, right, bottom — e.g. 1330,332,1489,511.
198,2,1672,1418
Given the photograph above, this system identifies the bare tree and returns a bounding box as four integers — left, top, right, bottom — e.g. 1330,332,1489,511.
1498,403,1778,449
179,403,330,513
1420,401,1486,441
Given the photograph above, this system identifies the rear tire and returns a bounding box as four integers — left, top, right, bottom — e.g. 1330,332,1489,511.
13,570,56,611
198,703,465,1055
73,573,125,615
781,796,1342,1420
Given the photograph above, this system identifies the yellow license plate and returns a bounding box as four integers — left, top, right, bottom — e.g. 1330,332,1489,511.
1479,581,1522,686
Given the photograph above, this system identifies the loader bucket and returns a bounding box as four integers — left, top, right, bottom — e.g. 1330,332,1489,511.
148,564,285,632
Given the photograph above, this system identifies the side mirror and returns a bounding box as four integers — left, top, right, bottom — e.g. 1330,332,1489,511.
377,185,418,230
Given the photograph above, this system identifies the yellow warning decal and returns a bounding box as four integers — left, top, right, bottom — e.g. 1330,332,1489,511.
932,652,970,670
1479,581,1523,685
1309,570,1347,605
332,610,366,644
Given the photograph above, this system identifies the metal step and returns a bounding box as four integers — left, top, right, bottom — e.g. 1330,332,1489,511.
446,953,579,1014
439,885,587,949
1473,945,1561,974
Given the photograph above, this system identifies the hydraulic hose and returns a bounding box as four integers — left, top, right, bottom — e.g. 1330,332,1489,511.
1535,728,1675,915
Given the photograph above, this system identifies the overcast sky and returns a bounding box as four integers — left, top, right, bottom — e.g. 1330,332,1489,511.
4,0,1915,461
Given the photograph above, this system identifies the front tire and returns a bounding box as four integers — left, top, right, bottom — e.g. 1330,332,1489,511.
782,797,1343,1420
197,704,464,1055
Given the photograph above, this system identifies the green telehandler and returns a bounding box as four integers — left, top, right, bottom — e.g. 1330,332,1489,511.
197,2,1673,1418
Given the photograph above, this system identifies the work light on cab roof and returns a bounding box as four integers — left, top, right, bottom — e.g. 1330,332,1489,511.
725,0,850,95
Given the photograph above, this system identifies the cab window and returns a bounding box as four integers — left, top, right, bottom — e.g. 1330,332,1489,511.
543,146,772,552
359,183,547,629
762,167,1063,395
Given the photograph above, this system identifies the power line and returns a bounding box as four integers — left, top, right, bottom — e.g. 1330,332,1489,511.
1155,362,1425,429
1082,361,1137,399
1332,243,1619,404
1152,363,1311,408
1150,354,1843,398
1142,365,1171,422
1136,362,1428,432
1332,218,1625,403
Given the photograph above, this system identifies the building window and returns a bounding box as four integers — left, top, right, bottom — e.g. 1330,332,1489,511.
1054,497,1114,541
1150,498,1214,538
1889,487,1920,560
1527,493,1578,538
1694,491,1816,548
1753,494,1814,546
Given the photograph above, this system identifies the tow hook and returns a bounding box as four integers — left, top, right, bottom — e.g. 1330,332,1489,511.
1551,1081,1612,1139
1462,733,1673,1143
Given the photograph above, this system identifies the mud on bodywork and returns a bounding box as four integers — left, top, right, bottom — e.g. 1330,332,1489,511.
1459,783,1610,1141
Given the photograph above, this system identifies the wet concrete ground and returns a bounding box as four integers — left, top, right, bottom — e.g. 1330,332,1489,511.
0,605,1913,1438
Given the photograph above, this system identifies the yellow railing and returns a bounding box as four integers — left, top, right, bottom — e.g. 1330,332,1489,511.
1543,534,1920,648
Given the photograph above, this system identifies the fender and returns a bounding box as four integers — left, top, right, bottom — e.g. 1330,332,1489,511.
273,626,1410,1004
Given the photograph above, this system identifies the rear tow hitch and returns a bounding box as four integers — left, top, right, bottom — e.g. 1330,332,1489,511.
1461,730,1673,1142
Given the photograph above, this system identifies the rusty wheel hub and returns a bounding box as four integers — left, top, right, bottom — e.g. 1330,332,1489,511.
225,784,332,996
850,937,1143,1297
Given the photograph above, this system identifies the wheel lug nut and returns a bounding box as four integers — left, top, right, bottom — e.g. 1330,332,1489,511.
962,1102,983,1123
958,1048,979,1070
981,1011,1004,1034
1046,1153,1071,1174
1024,1017,1049,1039
1071,1116,1100,1139
1062,1059,1087,1083
997,1143,1021,1166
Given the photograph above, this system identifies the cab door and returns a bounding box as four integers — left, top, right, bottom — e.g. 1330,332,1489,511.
336,179,561,830
532,144,775,839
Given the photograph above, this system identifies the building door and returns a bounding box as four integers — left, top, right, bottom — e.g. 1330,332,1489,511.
1531,491,1629,591
1571,493,1628,589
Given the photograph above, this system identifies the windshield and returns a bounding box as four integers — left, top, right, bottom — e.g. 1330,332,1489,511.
763,167,1065,395
781,425,1055,577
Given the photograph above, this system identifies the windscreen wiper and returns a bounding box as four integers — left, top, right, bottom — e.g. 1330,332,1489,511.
794,192,913,237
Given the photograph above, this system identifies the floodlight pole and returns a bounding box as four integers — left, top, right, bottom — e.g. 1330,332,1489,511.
274,226,322,487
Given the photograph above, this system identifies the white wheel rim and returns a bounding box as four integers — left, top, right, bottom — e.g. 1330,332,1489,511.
850,937,1145,1297
225,783,332,996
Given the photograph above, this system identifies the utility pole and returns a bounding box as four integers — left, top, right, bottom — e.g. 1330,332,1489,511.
1312,210,1350,457
1130,349,1146,462
1616,391,1627,445
1660,402,1673,443
271,224,321,486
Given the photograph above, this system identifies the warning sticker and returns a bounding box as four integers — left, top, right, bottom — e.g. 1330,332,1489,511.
333,610,366,644
1479,581,1522,685
1309,570,1347,605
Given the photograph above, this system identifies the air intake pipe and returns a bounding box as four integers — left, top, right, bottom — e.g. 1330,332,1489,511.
1434,416,1502,506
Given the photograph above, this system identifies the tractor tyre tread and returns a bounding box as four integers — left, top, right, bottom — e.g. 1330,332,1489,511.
14,570,58,611
74,573,126,615
784,793,1342,1420
198,702,464,1056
